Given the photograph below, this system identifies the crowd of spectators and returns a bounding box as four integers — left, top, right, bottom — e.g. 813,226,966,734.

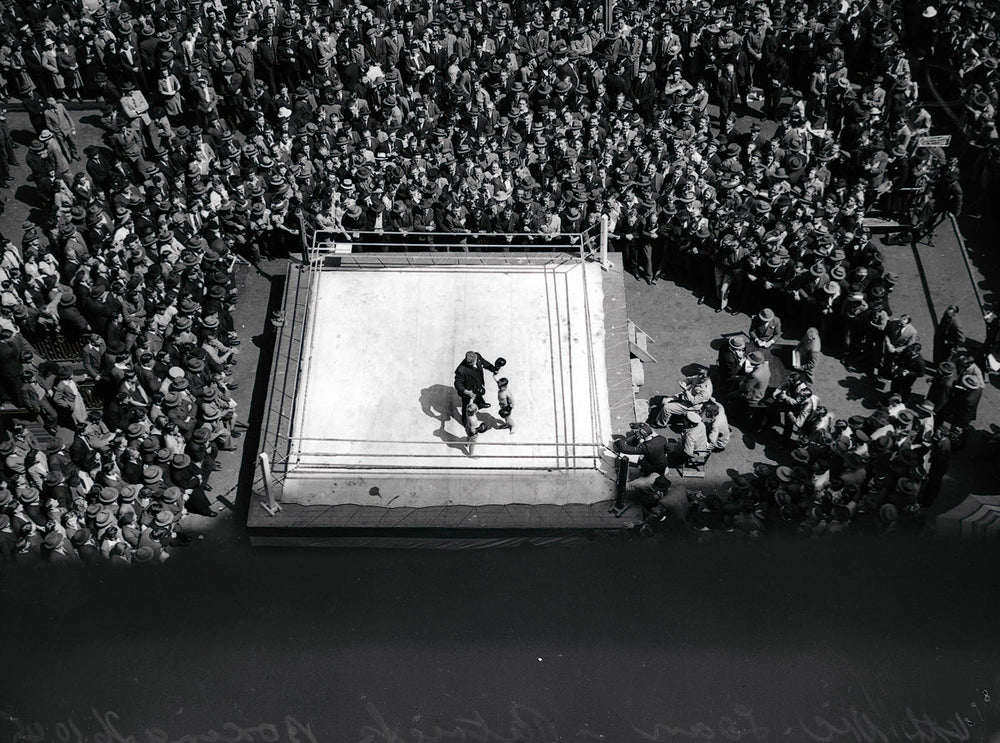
0,0,995,559
628,300,987,537
924,0,1000,212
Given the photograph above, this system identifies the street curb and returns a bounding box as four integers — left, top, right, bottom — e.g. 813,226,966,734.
948,212,985,314
4,98,101,114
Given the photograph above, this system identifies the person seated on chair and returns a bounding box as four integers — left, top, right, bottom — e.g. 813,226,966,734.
614,422,669,501
671,410,709,465
774,384,819,443
749,307,782,349
731,351,771,430
718,334,747,391
700,399,731,452
736,351,770,401
655,369,713,426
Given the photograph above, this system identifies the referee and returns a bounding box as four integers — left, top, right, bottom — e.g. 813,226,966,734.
454,351,497,410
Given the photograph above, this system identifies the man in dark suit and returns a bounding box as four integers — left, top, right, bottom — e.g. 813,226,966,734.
715,62,738,127
763,51,788,119
839,19,867,74
733,351,771,431
80,284,119,337
70,527,103,563
170,453,216,518
738,351,771,404
718,334,748,391
21,369,57,433
42,530,77,563
0,514,16,562
454,350,497,411
0,110,18,185
615,423,670,503
0,328,25,407
890,343,926,399
16,488,47,528
217,60,245,127
933,305,965,366
69,422,100,471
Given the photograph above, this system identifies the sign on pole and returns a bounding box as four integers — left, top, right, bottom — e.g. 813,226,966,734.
915,135,952,148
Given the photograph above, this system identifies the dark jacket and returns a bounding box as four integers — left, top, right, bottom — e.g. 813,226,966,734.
717,344,745,386
453,353,497,399
617,434,670,475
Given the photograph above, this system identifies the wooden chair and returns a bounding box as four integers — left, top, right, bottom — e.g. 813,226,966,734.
677,448,712,478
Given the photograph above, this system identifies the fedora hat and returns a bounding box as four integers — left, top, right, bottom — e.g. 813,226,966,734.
961,374,983,390
98,487,119,505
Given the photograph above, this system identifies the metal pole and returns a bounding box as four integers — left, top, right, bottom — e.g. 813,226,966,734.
600,213,610,268
259,452,282,516
297,208,309,264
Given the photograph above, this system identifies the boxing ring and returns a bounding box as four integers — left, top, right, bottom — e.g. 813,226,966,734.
249,232,639,546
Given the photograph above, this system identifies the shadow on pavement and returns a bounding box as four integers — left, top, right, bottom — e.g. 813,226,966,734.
230,272,285,544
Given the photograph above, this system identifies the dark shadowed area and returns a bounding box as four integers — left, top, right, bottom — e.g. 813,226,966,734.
2,538,999,743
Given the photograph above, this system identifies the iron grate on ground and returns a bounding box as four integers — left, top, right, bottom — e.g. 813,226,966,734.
34,334,86,363
78,381,103,411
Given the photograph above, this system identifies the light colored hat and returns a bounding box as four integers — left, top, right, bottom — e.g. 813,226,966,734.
961,374,983,390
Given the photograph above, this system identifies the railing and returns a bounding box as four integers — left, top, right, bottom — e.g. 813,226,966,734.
285,437,608,472
305,222,610,267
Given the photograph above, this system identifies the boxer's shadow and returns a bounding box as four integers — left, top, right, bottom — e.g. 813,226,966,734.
420,385,463,425
421,385,468,451
478,412,503,430
434,427,471,451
